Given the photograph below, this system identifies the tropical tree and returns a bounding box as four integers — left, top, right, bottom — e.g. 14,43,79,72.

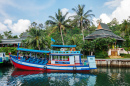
121,19,130,40
107,18,119,27
26,24,47,50
4,31,12,39
46,9,70,45
67,34,83,50
0,34,4,39
71,4,95,41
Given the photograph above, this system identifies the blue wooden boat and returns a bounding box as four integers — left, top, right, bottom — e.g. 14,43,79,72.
10,44,97,72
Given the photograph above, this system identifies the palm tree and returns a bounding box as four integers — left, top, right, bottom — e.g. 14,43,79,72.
46,9,70,45
121,19,130,40
71,4,95,41
26,27,46,50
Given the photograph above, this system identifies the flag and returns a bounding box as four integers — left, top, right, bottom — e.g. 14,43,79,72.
51,38,55,42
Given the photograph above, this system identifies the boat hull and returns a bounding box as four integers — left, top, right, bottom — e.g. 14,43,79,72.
11,56,91,72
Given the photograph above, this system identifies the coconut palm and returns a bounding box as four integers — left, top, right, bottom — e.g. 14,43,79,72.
46,9,70,45
26,27,46,50
71,4,95,41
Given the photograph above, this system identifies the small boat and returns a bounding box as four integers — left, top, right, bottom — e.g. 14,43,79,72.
0,52,9,64
10,44,97,72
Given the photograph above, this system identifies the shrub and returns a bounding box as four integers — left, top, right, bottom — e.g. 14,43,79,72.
0,47,17,55
120,54,130,58
95,51,108,58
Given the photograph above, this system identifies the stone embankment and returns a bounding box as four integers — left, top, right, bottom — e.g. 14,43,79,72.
82,59,130,68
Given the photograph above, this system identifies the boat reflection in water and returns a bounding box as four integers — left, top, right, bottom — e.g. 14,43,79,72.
9,69,97,86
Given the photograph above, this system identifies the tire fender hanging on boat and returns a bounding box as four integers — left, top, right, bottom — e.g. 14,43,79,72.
43,65,47,70
73,66,77,70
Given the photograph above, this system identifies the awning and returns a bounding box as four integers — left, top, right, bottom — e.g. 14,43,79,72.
17,48,50,53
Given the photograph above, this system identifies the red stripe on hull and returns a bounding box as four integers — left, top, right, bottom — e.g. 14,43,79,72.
11,60,90,73
12,60,45,71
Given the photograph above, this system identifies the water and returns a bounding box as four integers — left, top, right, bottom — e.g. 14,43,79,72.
0,66,130,86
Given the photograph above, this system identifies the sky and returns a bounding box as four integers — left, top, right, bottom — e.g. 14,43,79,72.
0,0,130,36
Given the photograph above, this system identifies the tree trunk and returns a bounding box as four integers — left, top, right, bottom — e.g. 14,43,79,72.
38,45,40,50
81,21,84,42
60,26,64,45
91,52,93,56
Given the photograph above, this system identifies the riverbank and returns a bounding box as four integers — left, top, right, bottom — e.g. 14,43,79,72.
82,59,130,68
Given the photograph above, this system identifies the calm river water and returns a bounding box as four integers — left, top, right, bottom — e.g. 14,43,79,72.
0,66,130,86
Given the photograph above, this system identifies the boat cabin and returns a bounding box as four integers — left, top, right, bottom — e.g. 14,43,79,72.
50,45,82,65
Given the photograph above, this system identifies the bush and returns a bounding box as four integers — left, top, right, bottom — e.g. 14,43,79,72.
95,51,108,58
0,47,17,55
120,54,130,58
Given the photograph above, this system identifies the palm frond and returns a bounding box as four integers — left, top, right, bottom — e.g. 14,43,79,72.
49,16,58,22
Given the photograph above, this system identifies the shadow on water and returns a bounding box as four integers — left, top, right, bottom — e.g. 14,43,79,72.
0,66,130,86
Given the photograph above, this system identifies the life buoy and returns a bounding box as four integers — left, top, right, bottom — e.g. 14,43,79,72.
70,48,76,51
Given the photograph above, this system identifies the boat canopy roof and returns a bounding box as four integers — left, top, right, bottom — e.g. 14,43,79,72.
51,45,76,48
17,48,50,53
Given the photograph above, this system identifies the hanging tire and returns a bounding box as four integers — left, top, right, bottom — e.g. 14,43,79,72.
73,66,77,70
43,65,47,70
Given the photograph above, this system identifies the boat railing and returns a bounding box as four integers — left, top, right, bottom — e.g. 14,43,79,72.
51,50,80,54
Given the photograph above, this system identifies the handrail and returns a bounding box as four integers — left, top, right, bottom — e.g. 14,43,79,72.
51,50,80,54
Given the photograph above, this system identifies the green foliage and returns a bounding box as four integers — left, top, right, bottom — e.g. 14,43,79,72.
94,37,116,51
120,54,130,58
0,34,4,39
71,4,95,41
0,47,17,55
25,26,48,50
95,51,108,58
46,9,71,45
13,35,18,38
122,38,130,51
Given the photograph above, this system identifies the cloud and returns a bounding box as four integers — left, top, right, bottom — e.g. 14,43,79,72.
61,8,76,20
4,19,12,25
0,19,31,35
99,14,111,23
93,0,130,26
104,0,123,8
10,19,31,35
0,22,8,34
